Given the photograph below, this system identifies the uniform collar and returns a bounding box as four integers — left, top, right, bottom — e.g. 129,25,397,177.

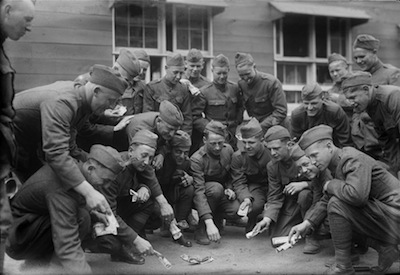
368,59,383,75
162,77,175,88
213,80,226,91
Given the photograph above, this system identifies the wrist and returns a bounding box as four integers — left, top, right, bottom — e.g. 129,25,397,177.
74,180,94,197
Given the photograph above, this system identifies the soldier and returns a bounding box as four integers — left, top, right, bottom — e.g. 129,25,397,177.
291,82,352,148
6,145,126,274
253,126,312,241
342,71,400,177
190,121,241,245
0,0,35,272
125,100,184,171
230,118,271,232
13,65,127,216
290,125,400,275
235,52,288,134
134,49,151,82
193,54,244,150
143,53,193,134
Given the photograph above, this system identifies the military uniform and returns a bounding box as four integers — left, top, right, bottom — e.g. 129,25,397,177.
238,71,288,133
368,60,400,86
291,100,352,147
144,78,193,134
190,144,240,221
121,80,147,115
182,74,211,89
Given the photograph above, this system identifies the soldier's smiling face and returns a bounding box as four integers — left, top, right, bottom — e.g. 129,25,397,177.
171,147,189,165
165,66,185,84
128,144,155,171
329,61,349,84
344,85,371,113
204,131,225,156
242,136,263,157
353,48,377,72
303,96,324,117
212,66,229,85
186,61,204,79
266,139,290,162
304,140,332,172
295,156,319,180
236,64,256,85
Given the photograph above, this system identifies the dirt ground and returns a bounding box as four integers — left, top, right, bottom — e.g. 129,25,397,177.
4,224,400,275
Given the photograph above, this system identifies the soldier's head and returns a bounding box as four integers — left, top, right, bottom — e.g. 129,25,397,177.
185,48,204,80
301,83,324,117
155,100,183,140
212,54,230,85
114,48,141,84
133,49,151,81
87,64,128,116
170,130,191,166
128,130,157,172
298,125,335,172
239,118,264,157
203,120,226,157
264,125,291,162
235,52,256,85
84,145,124,186
352,34,380,72
0,0,35,41
165,53,185,84
328,53,349,84
341,71,372,113
289,143,319,180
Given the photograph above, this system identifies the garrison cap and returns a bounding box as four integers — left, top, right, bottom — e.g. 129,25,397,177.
167,53,185,67
289,143,306,161
159,100,184,128
89,64,128,95
240,117,263,139
171,130,191,148
186,48,204,63
205,120,227,137
298,125,333,150
328,53,348,65
89,144,124,174
130,129,158,149
235,52,254,67
341,71,372,91
264,125,291,142
116,48,141,78
133,49,151,63
353,34,380,51
301,82,323,101
212,54,230,68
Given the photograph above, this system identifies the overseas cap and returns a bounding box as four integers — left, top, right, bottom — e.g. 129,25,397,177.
264,125,291,142
89,64,128,95
116,48,141,78
235,52,254,67
298,125,333,150
353,34,380,51
171,130,191,148
212,54,230,68
133,49,151,63
130,129,158,149
289,143,306,161
186,48,204,63
341,71,372,91
159,100,184,128
301,82,323,101
205,120,227,137
328,53,348,65
167,53,185,67
89,144,124,174
240,117,263,139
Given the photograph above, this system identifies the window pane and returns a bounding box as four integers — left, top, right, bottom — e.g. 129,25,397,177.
277,63,284,82
145,27,157,48
285,91,301,104
176,7,188,27
275,20,281,55
283,15,309,57
190,29,202,49
285,64,296,84
317,64,332,85
130,26,143,47
144,6,158,26
297,65,307,84
330,18,347,56
129,5,142,25
190,8,204,29
203,30,208,51
115,5,128,47
315,17,327,58
177,29,189,49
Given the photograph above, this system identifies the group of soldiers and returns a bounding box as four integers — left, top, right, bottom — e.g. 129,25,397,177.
1,1,400,275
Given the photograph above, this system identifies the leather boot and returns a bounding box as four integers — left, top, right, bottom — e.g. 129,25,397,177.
194,220,210,245
367,238,400,274
324,248,355,275
303,235,321,254
110,245,145,265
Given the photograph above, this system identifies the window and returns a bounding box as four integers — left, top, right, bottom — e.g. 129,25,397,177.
274,15,351,104
113,1,213,82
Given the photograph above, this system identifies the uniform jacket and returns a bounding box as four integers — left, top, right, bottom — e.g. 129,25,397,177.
230,146,271,203
291,100,352,147
120,80,147,115
190,144,234,219
182,74,211,89
238,71,287,133
144,77,193,134
369,59,400,86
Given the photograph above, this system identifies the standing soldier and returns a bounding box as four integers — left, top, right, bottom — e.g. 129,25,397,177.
193,54,244,150
143,53,193,135
0,0,35,272
235,52,288,134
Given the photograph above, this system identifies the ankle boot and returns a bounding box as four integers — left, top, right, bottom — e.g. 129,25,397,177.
194,220,210,245
367,238,400,274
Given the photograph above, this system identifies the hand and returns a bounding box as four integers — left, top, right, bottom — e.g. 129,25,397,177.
180,171,193,187
205,219,221,242
239,198,252,213
137,187,150,203
288,220,311,244
152,154,164,170
224,188,236,200
85,189,112,215
252,217,271,234
133,236,154,256
104,105,127,118
323,180,331,193
90,210,109,226
283,181,308,196
159,202,174,224
113,115,134,131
